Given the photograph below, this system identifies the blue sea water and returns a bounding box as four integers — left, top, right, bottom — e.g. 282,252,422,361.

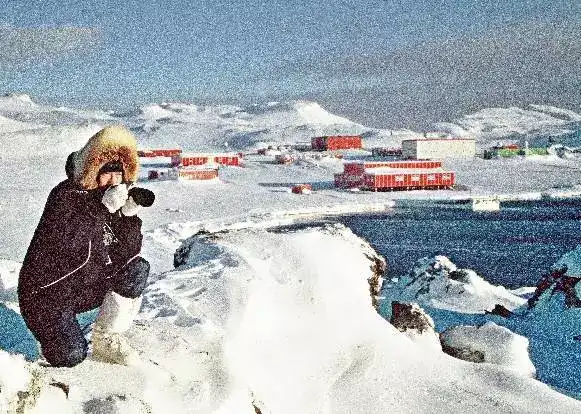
339,199,581,289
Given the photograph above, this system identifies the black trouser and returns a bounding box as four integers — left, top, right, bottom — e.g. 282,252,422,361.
20,257,150,367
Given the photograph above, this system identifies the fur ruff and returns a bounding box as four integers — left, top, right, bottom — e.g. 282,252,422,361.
71,125,139,190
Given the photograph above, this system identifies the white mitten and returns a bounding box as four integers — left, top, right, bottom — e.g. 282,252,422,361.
121,196,141,217
102,184,128,213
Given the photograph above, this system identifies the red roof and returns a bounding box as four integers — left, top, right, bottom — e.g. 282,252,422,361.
402,138,475,142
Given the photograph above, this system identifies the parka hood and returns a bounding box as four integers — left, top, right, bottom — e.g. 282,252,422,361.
66,125,139,190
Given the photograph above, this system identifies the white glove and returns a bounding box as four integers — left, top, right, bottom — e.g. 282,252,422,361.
121,196,142,217
102,184,128,213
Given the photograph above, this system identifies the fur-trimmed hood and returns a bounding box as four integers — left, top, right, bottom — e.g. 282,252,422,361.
66,125,139,190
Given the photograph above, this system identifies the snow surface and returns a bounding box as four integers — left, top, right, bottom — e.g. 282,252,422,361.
440,322,536,378
0,95,580,412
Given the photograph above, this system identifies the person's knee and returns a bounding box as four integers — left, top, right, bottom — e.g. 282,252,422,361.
114,257,150,298
133,257,150,278
41,340,88,367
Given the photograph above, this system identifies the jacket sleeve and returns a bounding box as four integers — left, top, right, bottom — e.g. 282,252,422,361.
109,213,143,266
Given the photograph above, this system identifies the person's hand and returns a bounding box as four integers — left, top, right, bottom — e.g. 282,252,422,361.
102,184,128,213
121,196,142,216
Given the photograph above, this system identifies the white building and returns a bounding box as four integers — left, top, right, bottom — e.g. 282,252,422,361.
402,138,476,159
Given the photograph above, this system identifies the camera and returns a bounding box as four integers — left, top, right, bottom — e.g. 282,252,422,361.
128,187,155,207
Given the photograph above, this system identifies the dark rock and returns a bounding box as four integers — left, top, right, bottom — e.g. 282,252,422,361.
449,269,470,283
485,304,513,318
390,302,435,334
440,341,485,363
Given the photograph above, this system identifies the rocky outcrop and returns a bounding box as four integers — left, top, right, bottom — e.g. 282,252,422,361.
367,254,386,310
439,322,536,378
390,302,435,335
440,337,485,363
383,255,525,314
390,302,441,350
527,268,581,310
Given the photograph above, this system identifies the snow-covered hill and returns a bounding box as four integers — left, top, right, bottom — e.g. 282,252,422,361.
435,104,581,148
0,93,114,128
1,94,580,152
125,100,370,151
2,225,580,412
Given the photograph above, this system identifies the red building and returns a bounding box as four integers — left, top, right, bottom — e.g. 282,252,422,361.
180,153,242,167
181,155,210,167
213,153,241,166
178,167,219,181
138,148,182,157
362,168,455,191
311,135,362,151
335,160,444,189
343,160,442,175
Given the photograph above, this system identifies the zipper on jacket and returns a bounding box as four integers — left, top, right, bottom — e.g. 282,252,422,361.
38,240,92,290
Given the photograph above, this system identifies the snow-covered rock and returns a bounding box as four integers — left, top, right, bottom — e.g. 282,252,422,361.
440,322,536,378
382,255,526,315
0,350,71,413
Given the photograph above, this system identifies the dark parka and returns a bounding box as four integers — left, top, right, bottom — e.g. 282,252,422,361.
18,126,142,307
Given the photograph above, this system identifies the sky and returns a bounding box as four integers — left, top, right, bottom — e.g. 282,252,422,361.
1,0,581,128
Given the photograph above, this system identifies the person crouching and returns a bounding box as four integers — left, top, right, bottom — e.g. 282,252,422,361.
18,125,150,367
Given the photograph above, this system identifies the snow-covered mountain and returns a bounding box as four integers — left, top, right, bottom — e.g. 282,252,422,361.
2,94,579,152
435,104,581,148
0,93,115,128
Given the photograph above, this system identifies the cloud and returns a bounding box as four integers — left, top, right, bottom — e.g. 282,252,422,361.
267,19,581,128
0,25,102,66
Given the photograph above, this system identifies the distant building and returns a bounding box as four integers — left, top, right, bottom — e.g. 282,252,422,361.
334,160,454,191
311,135,362,151
178,166,219,181
138,148,237,182
138,148,182,157
362,167,455,191
180,152,242,167
402,138,476,159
